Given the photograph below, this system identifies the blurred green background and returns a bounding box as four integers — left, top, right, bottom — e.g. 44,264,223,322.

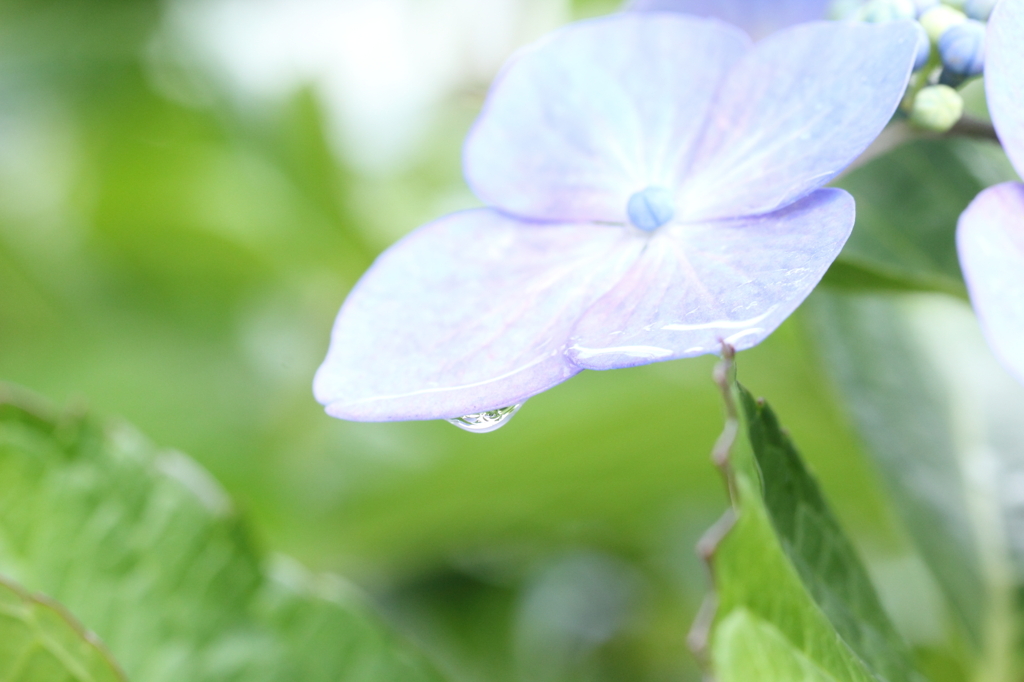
0,1,936,680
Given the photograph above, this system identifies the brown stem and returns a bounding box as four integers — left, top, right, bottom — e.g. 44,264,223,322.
840,115,1001,179
950,114,1000,142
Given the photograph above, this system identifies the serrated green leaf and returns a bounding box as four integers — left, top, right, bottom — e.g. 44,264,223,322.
828,138,1018,297
807,290,1024,681
0,575,125,682
701,376,921,682
0,388,448,682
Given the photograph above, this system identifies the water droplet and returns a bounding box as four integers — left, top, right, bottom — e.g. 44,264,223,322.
447,404,524,434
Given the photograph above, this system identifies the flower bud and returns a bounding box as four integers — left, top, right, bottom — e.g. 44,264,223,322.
920,4,967,41
938,19,985,76
909,84,964,131
964,0,996,20
627,186,674,232
860,0,918,22
913,21,932,71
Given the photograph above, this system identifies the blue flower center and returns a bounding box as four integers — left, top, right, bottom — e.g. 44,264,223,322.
627,186,675,232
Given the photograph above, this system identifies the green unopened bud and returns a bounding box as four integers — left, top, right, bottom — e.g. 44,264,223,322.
920,5,967,41
910,85,964,131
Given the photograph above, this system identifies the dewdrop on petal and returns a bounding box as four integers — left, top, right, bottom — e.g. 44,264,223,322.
910,84,964,131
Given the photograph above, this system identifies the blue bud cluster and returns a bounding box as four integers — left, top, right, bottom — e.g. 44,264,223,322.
913,21,932,70
938,19,986,76
835,0,990,132
963,0,996,20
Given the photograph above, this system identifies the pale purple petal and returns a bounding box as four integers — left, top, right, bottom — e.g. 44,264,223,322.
463,13,751,224
957,183,1024,385
629,0,833,40
314,210,644,421
677,21,917,223
566,189,854,370
987,0,1024,175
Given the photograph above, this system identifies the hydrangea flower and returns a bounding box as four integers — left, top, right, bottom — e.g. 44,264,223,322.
956,0,1024,383
314,13,918,423
626,0,834,39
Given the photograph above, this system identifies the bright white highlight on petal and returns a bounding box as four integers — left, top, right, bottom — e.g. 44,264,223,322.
659,307,779,332
957,183,1024,386
570,346,675,362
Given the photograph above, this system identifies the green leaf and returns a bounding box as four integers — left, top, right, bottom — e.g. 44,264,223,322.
0,388,448,682
254,558,445,682
698,372,921,682
826,138,1018,296
806,290,1024,681
712,609,844,682
0,575,125,682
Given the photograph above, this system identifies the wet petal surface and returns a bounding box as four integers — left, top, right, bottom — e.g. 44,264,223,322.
957,183,1024,385
314,210,643,421
463,13,750,224
567,189,855,370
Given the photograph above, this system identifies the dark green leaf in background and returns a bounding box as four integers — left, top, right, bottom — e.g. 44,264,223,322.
827,138,1019,296
0,387,448,682
699,373,922,682
0,575,125,682
807,290,1024,682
